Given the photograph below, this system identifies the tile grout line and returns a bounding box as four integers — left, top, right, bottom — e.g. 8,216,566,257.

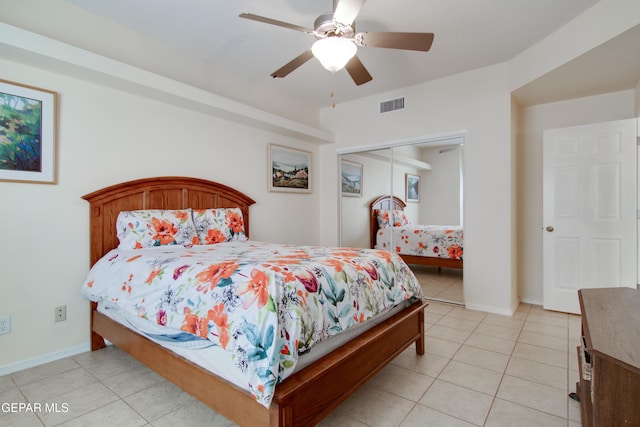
479,303,531,426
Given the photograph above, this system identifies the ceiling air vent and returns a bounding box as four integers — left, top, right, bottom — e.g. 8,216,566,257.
379,97,405,114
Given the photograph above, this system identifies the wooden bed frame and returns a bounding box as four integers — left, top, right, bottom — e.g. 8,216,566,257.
370,195,463,269
83,176,428,427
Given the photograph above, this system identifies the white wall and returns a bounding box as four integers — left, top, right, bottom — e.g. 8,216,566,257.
339,151,391,248
320,63,517,315
636,79,640,117
0,58,321,371
339,149,424,249
420,146,462,225
508,0,640,93
1,0,320,127
393,164,421,222
392,145,425,224
516,90,637,304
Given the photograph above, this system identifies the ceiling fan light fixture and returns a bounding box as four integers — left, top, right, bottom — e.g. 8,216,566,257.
311,37,357,73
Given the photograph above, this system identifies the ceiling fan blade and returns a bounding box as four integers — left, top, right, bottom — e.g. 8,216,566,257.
239,13,314,34
345,55,373,86
333,0,367,26
357,32,435,52
270,50,315,78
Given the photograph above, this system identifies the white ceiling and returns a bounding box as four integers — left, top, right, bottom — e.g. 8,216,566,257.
58,0,639,115
513,22,640,106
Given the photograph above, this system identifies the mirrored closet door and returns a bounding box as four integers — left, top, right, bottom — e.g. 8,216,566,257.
340,148,392,249
339,138,464,304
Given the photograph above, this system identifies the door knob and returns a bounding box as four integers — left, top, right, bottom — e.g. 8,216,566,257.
546,226,554,232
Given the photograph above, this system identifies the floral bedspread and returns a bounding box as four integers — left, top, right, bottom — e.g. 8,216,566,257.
376,225,463,259
82,241,422,407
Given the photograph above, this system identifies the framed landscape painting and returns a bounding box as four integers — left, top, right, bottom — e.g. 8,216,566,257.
405,173,420,202
269,144,311,193
0,79,57,184
340,159,362,197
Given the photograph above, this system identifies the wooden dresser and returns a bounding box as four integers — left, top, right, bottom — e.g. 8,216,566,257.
577,287,640,426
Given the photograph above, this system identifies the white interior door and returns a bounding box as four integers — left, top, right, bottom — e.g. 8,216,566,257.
543,119,637,314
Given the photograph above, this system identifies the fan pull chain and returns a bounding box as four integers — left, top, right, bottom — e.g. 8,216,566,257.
330,73,336,108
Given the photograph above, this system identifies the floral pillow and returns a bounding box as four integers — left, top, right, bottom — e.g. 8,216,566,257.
376,209,410,227
375,209,392,228
192,208,248,244
393,210,410,226
116,209,200,249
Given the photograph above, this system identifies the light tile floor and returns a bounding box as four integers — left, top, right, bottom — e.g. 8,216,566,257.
412,265,464,305
1,303,583,427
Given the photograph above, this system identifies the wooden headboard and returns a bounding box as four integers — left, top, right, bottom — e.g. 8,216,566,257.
369,195,406,249
82,176,256,266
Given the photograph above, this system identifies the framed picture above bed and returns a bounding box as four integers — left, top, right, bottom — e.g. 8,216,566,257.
269,144,311,193
405,173,420,202
340,159,362,197
0,79,57,184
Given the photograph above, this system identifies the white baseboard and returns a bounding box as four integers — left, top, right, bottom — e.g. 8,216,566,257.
464,302,516,316
0,343,91,376
519,296,543,307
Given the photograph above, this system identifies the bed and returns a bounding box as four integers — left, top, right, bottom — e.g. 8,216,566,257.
370,195,463,269
82,176,428,427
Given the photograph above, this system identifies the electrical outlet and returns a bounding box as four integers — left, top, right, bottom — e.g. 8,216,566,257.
54,305,66,322
0,315,11,335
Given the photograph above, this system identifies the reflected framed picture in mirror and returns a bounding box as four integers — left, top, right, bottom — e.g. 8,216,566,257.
340,159,362,197
405,173,420,202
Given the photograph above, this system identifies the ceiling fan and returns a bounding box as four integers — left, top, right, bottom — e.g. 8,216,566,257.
239,0,434,86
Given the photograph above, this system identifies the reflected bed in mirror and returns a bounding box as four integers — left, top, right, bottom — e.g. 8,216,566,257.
340,136,465,305
370,195,463,269
370,195,463,305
